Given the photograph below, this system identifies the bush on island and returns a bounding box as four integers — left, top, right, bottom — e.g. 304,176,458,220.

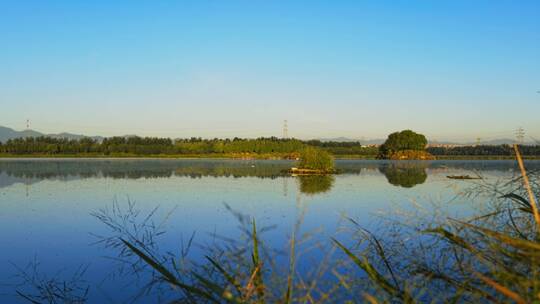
379,130,434,160
297,146,335,172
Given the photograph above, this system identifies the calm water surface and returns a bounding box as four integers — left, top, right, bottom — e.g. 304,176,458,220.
0,159,537,303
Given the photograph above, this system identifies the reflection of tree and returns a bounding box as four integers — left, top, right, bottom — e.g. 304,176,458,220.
297,175,335,195
379,162,427,188
0,161,293,189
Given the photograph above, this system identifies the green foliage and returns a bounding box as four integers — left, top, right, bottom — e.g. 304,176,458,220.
0,136,306,156
427,144,540,156
0,136,383,157
297,147,335,172
380,130,427,156
4,135,540,158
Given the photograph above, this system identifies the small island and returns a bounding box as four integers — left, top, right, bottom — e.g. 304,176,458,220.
288,146,336,174
378,130,435,160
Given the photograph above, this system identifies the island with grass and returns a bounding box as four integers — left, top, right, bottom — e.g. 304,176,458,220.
289,146,336,174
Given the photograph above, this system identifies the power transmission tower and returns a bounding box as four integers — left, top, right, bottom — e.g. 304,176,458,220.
283,120,288,139
476,137,481,146
26,119,30,130
515,127,525,144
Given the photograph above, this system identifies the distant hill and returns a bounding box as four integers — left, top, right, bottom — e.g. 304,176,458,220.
0,126,103,143
473,138,523,145
317,137,360,143
1,125,535,146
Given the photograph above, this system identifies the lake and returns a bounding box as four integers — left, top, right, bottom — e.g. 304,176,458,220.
0,159,537,303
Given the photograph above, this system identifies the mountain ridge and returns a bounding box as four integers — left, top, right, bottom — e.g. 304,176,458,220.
0,126,103,143
0,126,533,146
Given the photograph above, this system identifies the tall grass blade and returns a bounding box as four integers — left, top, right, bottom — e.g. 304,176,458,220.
513,144,540,231
191,272,244,303
475,273,526,304
284,227,296,304
452,220,540,251
121,239,219,302
250,219,265,302
206,256,243,296
332,238,413,303
15,291,41,304
501,193,533,213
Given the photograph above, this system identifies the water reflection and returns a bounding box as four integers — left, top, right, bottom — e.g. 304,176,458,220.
0,159,529,190
379,162,428,188
12,259,90,304
297,175,335,195
3,159,540,303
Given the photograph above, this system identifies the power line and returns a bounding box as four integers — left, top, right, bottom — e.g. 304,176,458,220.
515,127,525,144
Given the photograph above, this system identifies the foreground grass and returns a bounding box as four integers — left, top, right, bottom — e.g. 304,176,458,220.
117,145,540,303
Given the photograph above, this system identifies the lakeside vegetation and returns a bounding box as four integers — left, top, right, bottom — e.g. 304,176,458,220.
294,146,335,173
14,146,540,303
100,147,540,303
1,135,540,159
0,136,349,158
7,142,539,303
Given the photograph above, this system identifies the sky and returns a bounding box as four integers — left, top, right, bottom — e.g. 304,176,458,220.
0,0,539,141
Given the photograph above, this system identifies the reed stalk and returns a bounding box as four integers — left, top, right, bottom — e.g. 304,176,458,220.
513,144,540,232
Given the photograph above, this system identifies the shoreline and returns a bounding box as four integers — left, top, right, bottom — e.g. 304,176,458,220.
1,154,540,161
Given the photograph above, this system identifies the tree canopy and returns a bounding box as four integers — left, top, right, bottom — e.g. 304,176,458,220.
380,130,427,154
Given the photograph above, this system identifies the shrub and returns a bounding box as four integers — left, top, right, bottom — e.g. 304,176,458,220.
297,147,335,172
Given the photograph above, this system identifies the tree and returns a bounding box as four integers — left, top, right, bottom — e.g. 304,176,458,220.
380,130,427,156
382,130,427,152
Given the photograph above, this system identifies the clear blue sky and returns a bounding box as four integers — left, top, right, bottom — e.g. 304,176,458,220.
1,0,539,141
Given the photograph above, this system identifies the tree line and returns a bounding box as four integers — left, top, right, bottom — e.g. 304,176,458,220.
1,136,539,156
427,144,540,156
0,136,360,156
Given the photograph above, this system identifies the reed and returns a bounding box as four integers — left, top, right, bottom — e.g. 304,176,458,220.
331,144,540,302
17,146,537,303
110,145,540,303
